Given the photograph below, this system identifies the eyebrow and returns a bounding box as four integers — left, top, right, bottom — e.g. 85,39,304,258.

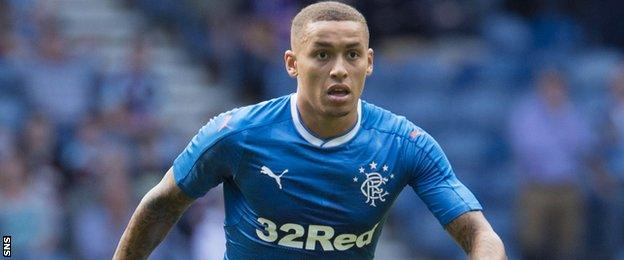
312,41,364,49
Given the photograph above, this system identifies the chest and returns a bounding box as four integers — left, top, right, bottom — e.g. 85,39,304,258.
232,138,408,228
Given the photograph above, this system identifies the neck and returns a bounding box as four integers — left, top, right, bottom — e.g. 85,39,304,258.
296,97,358,139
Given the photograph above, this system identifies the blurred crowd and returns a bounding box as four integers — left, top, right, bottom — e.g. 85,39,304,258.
1,0,623,259
0,0,181,258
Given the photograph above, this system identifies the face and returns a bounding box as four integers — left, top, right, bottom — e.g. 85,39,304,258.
612,67,624,100
285,21,373,119
538,70,567,108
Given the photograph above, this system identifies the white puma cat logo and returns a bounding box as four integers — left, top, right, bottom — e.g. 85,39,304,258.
260,166,289,190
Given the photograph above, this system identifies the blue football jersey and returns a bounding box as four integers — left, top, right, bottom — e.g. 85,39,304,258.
173,93,482,259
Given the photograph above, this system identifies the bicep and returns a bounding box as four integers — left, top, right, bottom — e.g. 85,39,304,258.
161,167,195,206
172,115,239,198
409,134,481,225
144,168,195,212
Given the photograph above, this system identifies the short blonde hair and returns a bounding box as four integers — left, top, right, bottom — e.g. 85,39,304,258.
290,1,369,50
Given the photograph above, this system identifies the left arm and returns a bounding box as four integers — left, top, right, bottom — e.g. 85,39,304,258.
445,211,507,260
407,131,506,258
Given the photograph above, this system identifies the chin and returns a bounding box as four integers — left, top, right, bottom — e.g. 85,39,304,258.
324,108,352,118
319,98,357,118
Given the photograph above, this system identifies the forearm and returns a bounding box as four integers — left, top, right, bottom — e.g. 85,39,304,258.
113,191,182,259
446,211,507,260
114,169,194,260
468,230,506,260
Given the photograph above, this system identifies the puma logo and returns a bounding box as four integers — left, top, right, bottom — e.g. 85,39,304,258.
218,114,233,132
409,129,422,139
260,166,289,189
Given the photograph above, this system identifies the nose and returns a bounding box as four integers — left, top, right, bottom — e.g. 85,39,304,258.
330,57,348,80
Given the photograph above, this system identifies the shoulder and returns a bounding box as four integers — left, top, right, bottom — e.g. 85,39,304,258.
360,100,429,142
192,95,292,145
360,100,443,158
208,95,291,135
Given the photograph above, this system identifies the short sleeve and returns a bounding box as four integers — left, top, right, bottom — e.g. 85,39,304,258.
408,133,482,226
173,113,239,198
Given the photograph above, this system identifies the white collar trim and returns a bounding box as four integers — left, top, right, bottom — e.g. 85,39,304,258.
290,93,362,148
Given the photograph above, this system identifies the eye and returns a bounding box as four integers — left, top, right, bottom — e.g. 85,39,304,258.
316,51,329,60
347,51,360,60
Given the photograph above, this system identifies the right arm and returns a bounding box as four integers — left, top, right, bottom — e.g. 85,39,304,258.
113,168,195,260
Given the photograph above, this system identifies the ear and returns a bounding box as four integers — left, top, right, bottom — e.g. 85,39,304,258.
284,50,298,78
366,48,374,76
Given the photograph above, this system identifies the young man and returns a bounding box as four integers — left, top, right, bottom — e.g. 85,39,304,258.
114,2,506,259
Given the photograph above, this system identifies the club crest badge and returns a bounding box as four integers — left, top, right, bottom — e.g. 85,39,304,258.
353,161,394,207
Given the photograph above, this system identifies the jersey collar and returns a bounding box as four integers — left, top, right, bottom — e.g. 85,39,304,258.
290,93,362,148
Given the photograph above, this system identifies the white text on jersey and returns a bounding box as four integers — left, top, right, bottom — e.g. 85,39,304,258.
255,217,379,251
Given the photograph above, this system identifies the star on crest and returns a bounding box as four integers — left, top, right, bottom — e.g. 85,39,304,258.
359,167,365,173
369,161,377,170
382,165,388,172
353,176,358,182
390,174,394,179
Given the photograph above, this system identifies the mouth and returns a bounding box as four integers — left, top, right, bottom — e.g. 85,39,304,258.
327,84,351,98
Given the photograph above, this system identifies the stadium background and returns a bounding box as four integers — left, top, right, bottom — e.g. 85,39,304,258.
0,0,623,259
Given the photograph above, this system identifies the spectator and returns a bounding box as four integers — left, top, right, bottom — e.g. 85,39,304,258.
17,18,97,139
190,188,226,260
71,145,132,259
587,64,624,258
99,37,161,138
0,153,62,259
604,64,624,186
0,126,15,159
231,15,278,102
508,68,592,259
21,114,56,168
60,117,104,180
0,28,27,131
